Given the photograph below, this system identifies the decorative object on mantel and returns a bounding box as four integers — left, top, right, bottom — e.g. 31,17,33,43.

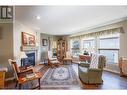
42,39,47,46
0,67,8,89
22,32,36,46
0,6,13,19
19,51,28,67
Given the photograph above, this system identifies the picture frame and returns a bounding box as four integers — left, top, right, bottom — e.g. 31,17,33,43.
22,32,35,46
0,6,13,19
42,39,47,46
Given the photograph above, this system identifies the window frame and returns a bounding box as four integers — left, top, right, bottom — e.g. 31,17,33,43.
83,39,95,49
98,35,120,64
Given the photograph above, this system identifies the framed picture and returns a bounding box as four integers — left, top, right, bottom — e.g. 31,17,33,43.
0,6,13,19
22,32,35,46
42,39,47,46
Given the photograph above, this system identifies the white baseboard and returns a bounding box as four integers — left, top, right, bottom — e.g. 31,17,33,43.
104,68,120,74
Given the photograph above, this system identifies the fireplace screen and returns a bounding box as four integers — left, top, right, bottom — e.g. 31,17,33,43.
22,52,35,66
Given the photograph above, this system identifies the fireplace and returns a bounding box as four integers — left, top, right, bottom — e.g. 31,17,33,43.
22,52,35,66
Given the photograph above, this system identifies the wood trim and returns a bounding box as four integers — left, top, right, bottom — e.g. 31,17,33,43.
99,36,119,40
98,48,119,50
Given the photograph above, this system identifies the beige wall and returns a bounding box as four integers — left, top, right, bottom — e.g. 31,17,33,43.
40,33,59,61
0,23,14,78
70,20,127,73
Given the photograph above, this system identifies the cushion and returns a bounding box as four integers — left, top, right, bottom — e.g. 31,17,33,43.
48,51,53,59
66,51,71,58
49,58,57,61
89,53,99,69
50,60,60,64
79,66,88,72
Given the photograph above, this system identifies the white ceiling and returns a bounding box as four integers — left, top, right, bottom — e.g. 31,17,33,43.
15,6,127,35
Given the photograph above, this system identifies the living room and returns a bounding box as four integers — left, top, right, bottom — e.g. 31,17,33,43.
0,5,127,91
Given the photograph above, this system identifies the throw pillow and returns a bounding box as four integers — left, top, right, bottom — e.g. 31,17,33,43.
89,53,99,69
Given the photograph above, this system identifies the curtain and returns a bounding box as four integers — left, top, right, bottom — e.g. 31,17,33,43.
69,27,124,40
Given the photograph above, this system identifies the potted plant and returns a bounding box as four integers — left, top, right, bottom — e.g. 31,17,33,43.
83,50,89,55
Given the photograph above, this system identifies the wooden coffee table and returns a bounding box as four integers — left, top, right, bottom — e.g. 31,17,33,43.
18,72,42,89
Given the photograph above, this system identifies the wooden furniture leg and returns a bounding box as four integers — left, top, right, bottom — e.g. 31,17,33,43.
19,84,21,89
38,78,41,89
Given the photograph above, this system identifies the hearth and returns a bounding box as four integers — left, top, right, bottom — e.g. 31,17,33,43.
22,52,35,66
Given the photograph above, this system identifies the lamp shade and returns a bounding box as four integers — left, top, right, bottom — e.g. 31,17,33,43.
19,51,27,59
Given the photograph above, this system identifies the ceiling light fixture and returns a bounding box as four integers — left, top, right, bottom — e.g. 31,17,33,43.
36,15,40,20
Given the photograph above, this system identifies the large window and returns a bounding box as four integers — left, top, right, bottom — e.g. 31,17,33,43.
70,40,80,57
99,34,120,64
83,39,94,49
82,38,95,53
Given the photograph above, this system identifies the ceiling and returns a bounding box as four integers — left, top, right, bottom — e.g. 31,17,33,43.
15,6,127,35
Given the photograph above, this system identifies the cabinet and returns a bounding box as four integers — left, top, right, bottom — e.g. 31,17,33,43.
119,57,127,76
57,40,67,62
0,68,7,89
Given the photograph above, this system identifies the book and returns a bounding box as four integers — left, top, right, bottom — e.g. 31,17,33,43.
26,73,36,79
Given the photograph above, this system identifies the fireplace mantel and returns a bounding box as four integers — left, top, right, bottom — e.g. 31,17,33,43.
21,46,38,51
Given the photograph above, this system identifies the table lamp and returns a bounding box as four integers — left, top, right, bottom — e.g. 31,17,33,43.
19,51,27,67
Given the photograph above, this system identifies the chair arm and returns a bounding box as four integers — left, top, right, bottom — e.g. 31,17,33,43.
79,62,90,67
88,68,102,72
17,68,34,77
20,68,33,73
49,58,58,61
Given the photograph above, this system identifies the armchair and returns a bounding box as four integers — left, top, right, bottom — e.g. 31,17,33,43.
48,51,60,68
63,51,72,65
8,59,41,89
78,53,106,84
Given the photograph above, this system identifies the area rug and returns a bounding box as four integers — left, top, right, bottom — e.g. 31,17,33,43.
41,65,79,89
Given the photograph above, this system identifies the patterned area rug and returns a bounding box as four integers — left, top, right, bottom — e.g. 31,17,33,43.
41,65,79,89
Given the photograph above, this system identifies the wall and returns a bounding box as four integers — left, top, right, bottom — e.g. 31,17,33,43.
0,23,14,79
70,20,127,73
40,33,58,61
40,34,69,61
13,21,41,66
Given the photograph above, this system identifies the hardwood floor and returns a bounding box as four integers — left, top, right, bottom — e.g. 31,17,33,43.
4,64,127,89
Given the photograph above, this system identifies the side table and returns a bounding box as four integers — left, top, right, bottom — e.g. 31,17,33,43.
0,67,8,89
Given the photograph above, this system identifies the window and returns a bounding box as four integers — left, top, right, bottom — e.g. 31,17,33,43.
99,37,119,49
82,38,95,53
99,34,120,64
70,40,80,57
83,39,94,48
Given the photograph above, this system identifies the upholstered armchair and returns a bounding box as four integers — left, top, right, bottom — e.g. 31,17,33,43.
78,53,106,84
48,51,60,67
63,51,72,64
